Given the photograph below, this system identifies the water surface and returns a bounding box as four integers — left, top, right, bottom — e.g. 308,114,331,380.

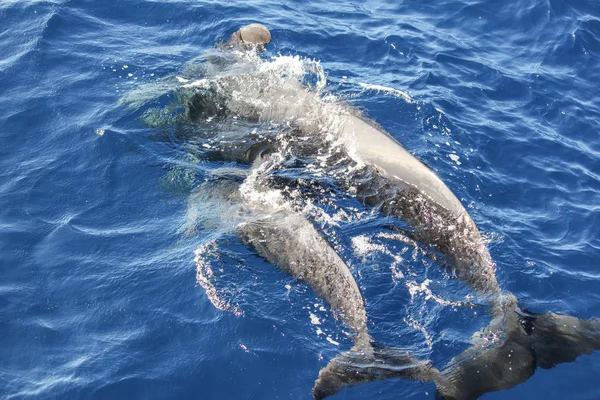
1,0,599,399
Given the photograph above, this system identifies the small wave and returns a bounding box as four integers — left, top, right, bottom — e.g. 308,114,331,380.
357,82,413,103
194,240,243,317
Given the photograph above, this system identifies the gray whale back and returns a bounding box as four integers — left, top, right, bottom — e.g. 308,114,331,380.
340,114,464,216
237,210,370,341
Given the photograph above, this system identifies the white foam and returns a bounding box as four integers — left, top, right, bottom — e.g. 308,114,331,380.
309,312,321,325
194,240,243,317
326,337,340,346
182,78,210,89
358,82,412,103
448,153,461,165
404,315,433,349
238,153,292,213
352,234,406,282
405,278,464,308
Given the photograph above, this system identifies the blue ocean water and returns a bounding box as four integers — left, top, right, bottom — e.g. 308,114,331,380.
1,0,599,399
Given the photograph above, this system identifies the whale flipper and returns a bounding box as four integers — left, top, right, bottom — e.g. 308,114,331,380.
313,343,437,400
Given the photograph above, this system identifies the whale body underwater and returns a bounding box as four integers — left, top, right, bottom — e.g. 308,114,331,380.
174,25,600,400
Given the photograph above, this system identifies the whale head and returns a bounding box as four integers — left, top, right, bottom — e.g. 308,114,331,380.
227,23,272,49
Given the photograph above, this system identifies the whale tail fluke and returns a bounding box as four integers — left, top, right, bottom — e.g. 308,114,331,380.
312,343,437,400
310,294,600,400
434,297,600,400
525,311,600,368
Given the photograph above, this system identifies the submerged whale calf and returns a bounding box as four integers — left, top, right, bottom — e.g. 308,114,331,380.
188,25,600,399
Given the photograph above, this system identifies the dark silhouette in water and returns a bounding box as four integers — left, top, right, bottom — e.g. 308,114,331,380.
190,24,600,400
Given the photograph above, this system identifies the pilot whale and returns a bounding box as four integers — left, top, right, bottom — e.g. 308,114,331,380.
202,158,439,397
185,24,600,400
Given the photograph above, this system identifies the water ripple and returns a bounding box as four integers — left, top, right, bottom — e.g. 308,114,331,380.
1,0,599,399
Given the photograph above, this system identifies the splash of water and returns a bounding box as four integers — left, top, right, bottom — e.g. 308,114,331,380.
194,240,243,317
